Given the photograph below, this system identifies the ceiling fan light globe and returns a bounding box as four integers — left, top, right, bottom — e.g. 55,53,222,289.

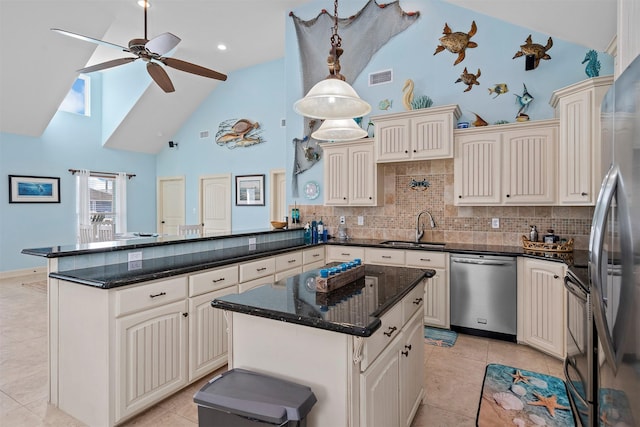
294,78,371,119
311,118,368,142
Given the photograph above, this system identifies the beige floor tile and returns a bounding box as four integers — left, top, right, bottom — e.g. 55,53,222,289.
0,390,22,416
432,333,489,362
426,351,488,386
3,404,48,427
487,340,550,374
411,403,476,427
424,371,483,419
24,400,87,427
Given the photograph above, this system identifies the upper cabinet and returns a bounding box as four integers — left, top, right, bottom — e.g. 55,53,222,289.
454,120,559,206
550,76,613,205
320,139,382,206
371,105,461,163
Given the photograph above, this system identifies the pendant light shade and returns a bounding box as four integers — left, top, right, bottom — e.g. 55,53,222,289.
311,119,368,142
294,78,371,120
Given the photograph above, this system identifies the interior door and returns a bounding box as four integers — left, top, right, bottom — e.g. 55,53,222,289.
270,169,286,221
200,174,231,234
157,176,185,235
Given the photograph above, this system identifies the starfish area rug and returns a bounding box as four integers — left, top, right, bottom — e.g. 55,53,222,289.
477,363,575,427
424,327,457,347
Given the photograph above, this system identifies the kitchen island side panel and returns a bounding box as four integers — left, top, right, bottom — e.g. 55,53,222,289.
230,312,358,427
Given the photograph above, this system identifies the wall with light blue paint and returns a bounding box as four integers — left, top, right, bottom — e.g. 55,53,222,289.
155,58,288,232
0,73,157,272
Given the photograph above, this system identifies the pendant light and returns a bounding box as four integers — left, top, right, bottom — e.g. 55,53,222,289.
312,118,367,141
293,0,371,120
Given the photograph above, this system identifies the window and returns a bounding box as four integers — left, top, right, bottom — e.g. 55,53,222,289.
59,75,90,116
88,176,116,225
76,170,128,242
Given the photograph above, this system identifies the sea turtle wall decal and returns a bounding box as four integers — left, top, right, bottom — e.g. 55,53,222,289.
455,67,481,92
215,119,263,149
433,20,478,66
512,35,553,70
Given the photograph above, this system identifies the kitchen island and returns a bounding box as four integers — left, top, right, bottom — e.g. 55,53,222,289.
212,264,434,427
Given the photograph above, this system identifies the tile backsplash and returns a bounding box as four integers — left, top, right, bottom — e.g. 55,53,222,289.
292,159,593,249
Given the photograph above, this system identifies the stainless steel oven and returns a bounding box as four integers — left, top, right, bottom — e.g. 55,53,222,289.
564,268,596,427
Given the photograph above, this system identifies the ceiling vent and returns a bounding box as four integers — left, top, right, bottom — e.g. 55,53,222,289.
369,69,393,86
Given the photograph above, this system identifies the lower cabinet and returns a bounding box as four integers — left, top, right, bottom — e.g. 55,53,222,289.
518,258,566,358
421,270,449,329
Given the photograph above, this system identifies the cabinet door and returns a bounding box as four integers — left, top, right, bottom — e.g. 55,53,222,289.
323,146,349,205
325,245,365,262
360,335,402,427
503,125,557,204
349,143,378,205
423,269,449,329
116,299,188,422
521,259,566,358
412,112,454,159
188,286,238,382
454,133,501,205
401,312,425,427
375,118,411,162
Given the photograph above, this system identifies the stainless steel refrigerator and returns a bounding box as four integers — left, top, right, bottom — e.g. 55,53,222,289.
588,54,640,426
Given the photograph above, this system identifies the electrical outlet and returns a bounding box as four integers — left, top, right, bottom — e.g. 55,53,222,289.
357,216,364,226
339,216,346,224
128,251,142,262
491,218,500,229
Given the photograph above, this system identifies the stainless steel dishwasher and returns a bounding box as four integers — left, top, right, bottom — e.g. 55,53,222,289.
450,253,517,342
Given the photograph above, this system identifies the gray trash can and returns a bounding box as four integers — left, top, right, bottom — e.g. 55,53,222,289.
194,368,317,427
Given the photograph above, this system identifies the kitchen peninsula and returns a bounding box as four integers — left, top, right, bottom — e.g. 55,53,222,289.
212,264,434,427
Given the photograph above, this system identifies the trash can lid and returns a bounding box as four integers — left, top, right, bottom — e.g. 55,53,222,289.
194,368,317,424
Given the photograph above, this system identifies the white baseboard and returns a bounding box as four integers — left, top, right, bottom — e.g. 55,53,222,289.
0,266,47,280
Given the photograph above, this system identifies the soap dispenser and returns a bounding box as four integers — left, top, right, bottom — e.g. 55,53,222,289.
529,225,538,242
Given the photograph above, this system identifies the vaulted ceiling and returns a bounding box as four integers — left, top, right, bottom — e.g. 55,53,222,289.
0,0,616,154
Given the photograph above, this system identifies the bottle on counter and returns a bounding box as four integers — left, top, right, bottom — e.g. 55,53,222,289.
311,220,318,244
318,217,328,242
304,222,311,244
529,225,538,242
544,229,559,243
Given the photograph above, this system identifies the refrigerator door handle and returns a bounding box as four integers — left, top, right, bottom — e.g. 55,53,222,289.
563,357,589,408
589,164,620,374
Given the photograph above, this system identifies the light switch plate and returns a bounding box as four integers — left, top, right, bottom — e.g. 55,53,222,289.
491,218,500,229
357,216,364,226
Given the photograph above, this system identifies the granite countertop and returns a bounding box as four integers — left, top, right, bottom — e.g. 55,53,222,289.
211,264,435,337
49,240,314,288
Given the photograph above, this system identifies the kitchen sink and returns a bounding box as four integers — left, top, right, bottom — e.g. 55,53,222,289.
379,240,446,250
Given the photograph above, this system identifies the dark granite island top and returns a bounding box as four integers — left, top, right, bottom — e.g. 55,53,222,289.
212,263,435,337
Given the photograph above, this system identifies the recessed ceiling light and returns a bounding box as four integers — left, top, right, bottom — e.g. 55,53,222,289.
137,1,150,8
217,44,227,51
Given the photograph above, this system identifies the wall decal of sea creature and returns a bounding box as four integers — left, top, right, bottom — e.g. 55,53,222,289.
470,112,488,127
412,95,433,110
512,35,553,70
488,83,509,98
434,20,478,66
402,79,414,110
409,178,431,191
514,83,534,118
582,50,601,77
455,67,481,92
378,99,393,110
215,118,263,149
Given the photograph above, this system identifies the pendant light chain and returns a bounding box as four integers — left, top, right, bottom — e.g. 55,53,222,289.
327,0,345,81
330,0,341,51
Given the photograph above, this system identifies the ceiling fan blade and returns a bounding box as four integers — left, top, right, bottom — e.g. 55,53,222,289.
147,62,175,93
51,28,130,52
78,57,137,73
145,32,181,56
161,58,227,81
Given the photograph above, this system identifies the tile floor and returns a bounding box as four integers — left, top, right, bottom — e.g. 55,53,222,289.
1,273,565,426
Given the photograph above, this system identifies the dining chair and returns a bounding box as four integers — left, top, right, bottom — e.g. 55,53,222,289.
96,223,114,241
178,224,204,236
79,224,94,244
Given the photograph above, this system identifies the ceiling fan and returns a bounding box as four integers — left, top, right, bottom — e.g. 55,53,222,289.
51,4,227,93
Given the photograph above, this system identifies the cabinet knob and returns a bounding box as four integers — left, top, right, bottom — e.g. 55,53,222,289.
404,150,408,154
212,277,225,283
369,196,372,200
412,149,417,153
506,194,510,198
581,192,588,196
554,274,559,279
149,292,166,298
413,297,423,305
405,344,412,350
458,195,462,199
182,312,188,317
343,197,347,200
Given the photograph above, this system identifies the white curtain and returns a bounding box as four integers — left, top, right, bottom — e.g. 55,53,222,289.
115,172,127,234
76,169,91,242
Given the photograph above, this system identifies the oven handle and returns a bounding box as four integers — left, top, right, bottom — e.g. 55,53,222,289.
564,275,587,302
563,357,589,408
451,259,511,266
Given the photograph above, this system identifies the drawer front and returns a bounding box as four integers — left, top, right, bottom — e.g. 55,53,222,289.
189,265,239,297
303,247,325,265
275,252,303,272
365,248,405,266
360,302,403,371
239,257,276,282
405,250,446,269
326,245,365,262
402,282,425,324
115,277,187,317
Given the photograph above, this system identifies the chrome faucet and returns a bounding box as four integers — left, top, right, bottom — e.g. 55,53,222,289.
416,209,436,242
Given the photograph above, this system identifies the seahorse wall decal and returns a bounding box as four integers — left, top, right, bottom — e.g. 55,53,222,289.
582,50,601,78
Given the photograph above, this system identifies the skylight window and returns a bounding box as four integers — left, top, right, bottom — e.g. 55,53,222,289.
59,75,90,116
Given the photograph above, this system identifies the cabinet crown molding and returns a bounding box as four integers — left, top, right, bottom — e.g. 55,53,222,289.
549,75,615,108
453,118,559,136
370,104,461,122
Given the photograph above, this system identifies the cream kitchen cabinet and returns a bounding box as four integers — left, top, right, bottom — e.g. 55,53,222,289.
454,119,559,205
518,257,566,358
302,246,326,271
371,105,461,162
406,250,449,329
326,245,366,262
320,139,381,206
550,76,613,205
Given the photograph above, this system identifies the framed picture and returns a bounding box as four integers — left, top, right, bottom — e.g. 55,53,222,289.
9,175,61,203
236,174,265,206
